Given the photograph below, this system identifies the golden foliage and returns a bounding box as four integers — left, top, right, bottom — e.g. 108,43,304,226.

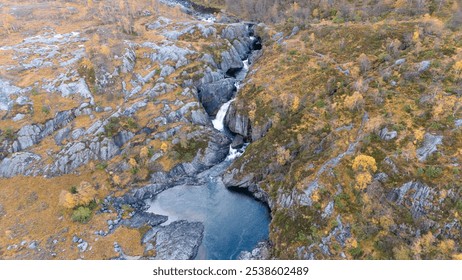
355,172,372,190
393,246,411,259
59,191,77,209
160,142,168,152
352,155,377,173
433,94,457,119
129,158,138,167
58,181,96,209
291,95,300,112
140,146,150,159
352,155,377,190
77,181,97,205
311,189,321,202
344,91,364,111
113,174,121,186
276,147,290,165
365,116,384,134
438,239,455,255
100,45,111,57
454,61,462,75
412,30,420,42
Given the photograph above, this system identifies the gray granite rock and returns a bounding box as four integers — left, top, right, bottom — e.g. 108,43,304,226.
379,127,397,140
198,78,236,116
145,220,204,260
416,133,442,161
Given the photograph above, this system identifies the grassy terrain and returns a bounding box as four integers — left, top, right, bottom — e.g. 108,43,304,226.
229,12,462,259
0,0,221,259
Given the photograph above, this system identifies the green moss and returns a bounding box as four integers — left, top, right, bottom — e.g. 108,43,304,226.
0,127,16,142
104,116,139,138
170,138,208,162
72,206,92,223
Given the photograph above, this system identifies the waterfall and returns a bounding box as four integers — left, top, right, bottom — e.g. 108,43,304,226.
212,99,234,131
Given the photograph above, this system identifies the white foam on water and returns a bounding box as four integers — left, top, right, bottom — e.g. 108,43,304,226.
212,99,234,131
226,144,249,161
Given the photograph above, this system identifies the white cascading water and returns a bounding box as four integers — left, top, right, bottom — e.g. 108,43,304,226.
211,59,251,161
225,143,248,161
212,99,234,131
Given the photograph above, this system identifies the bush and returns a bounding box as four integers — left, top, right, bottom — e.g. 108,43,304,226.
0,127,16,142
72,206,92,223
41,105,50,115
425,166,443,178
70,186,78,194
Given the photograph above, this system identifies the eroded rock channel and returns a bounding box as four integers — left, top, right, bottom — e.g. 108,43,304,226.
106,2,270,260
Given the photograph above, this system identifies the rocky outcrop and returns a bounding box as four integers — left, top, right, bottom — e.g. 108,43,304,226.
0,152,41,178
379,127,397,141
238,241,271,260
416,133,443,161
248,49,263,65
224,103,251,139
223,169,269,203
7,109,76,153
220,46,244,74
222,23,248,41
198,78,236,116
387,181,436,219
120,212,168,228
143,220,204,260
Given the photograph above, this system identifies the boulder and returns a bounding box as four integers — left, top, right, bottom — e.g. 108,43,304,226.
224,103,251,139
191,109,210,126
198,78,236,116
0,152,41,178
220,46,243,74
379,127,397,141
231,135,244,149
416,133,442,161
221,23,248,40
145,220,204,260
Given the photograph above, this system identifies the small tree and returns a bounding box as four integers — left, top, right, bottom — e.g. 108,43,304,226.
72,207,92,223
352,155,377,190
59,191,77,209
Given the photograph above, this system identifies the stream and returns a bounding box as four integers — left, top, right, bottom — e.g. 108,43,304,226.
146,21,270,258
146,65,269,259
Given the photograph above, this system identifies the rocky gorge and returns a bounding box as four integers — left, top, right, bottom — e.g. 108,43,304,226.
3,0,462,261
0,0,271,260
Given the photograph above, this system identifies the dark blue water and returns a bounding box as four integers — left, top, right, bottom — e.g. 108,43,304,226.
146,161,270,260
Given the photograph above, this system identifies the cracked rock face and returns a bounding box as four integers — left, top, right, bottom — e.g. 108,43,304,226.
0,152,41,178
143,220,204,260
387,181,436,219
198,78,236,116
416,133,443,162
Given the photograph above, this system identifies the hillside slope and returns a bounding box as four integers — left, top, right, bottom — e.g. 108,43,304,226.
224,9,462,259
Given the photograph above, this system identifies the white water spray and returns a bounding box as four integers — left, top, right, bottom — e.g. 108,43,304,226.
212,99,234,131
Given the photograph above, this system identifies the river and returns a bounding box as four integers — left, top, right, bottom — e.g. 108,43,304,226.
146,31,270,258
